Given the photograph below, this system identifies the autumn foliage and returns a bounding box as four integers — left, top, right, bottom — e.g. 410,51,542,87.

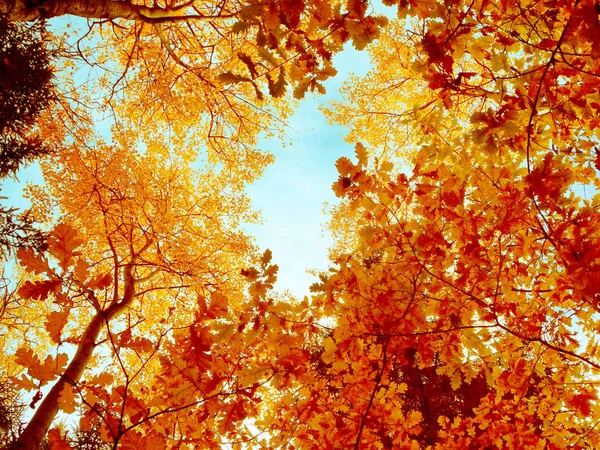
2,0,600,448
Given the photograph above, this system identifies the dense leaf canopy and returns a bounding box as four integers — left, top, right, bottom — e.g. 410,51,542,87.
1,0,600,448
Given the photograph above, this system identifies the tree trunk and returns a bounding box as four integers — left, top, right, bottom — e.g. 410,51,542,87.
0,0,192,22
11,264,136,450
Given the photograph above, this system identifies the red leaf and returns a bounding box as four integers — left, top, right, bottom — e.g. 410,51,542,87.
204,374,225,396
48,428,73,450
538,38,559,50
422,169,439,180
281,0,304,29
526,152,571,202
570,393,595,416
223,401,248,432
86,272,112,290
18,279,62,301
422,31,444,63
426,71,448,90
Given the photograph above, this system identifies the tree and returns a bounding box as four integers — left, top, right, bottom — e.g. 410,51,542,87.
4,0,600,448
0,0,388,175
0,18,54,178
0,380,25,448
7,132,301,449
0,2,389,448
0,18,55,257
274,145,600,447
265,0,600,447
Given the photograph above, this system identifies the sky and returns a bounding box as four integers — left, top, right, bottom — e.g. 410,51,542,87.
245,46,371,298
1,35,372,299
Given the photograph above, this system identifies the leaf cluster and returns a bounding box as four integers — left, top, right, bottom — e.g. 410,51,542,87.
0,18,55,178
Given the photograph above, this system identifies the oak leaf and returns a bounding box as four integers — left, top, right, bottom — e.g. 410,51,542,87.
15,348,68,386
10,374,37,391
335,157,355,176
85,272,112,290
355,142,368,166
266,67,287,98
58,383,78,414
218,71,251,85
45,308,71,344
47,223,83,271
208,291,229,318
73,259,89,283
18,278,61,301
47,428,73,450
261,248,273,265
263,2,280,30
16,247,52,275
87,373,114,386
281,0,304,29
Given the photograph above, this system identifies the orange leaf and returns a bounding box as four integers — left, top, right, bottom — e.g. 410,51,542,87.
261,248,273,265
86,272,112,290
142,434,167,449
263,2,280,30
73,259,89,283
88,372,114,386
48,428,73,450
332,176,352,198
15,348,68,386
18,279,62,301
127,337,155,354
10,374,37,391
47,223,83,270
335,157,355,176
45,308,71,344
16,247,52,275
58,383,78,414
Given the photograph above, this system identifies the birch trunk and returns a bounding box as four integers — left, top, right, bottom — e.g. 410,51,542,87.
0,0,210,22
10,264,137,450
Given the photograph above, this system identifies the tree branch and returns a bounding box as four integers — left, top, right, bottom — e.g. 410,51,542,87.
354,336,390,450
0,0,237,22
11,253,140,449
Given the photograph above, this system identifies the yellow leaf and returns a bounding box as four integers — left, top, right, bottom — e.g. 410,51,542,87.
58,383,78,414
407,410,422,428
355,142,368,166
321,337,337,364
335,157,355,176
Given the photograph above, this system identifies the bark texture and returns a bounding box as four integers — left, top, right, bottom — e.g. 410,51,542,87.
0,0,191,21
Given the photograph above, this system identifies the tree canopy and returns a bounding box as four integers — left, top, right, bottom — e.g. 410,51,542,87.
0,18,54,257
2,0,600,448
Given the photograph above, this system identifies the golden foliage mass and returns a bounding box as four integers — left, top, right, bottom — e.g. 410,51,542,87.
2,0,600,448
